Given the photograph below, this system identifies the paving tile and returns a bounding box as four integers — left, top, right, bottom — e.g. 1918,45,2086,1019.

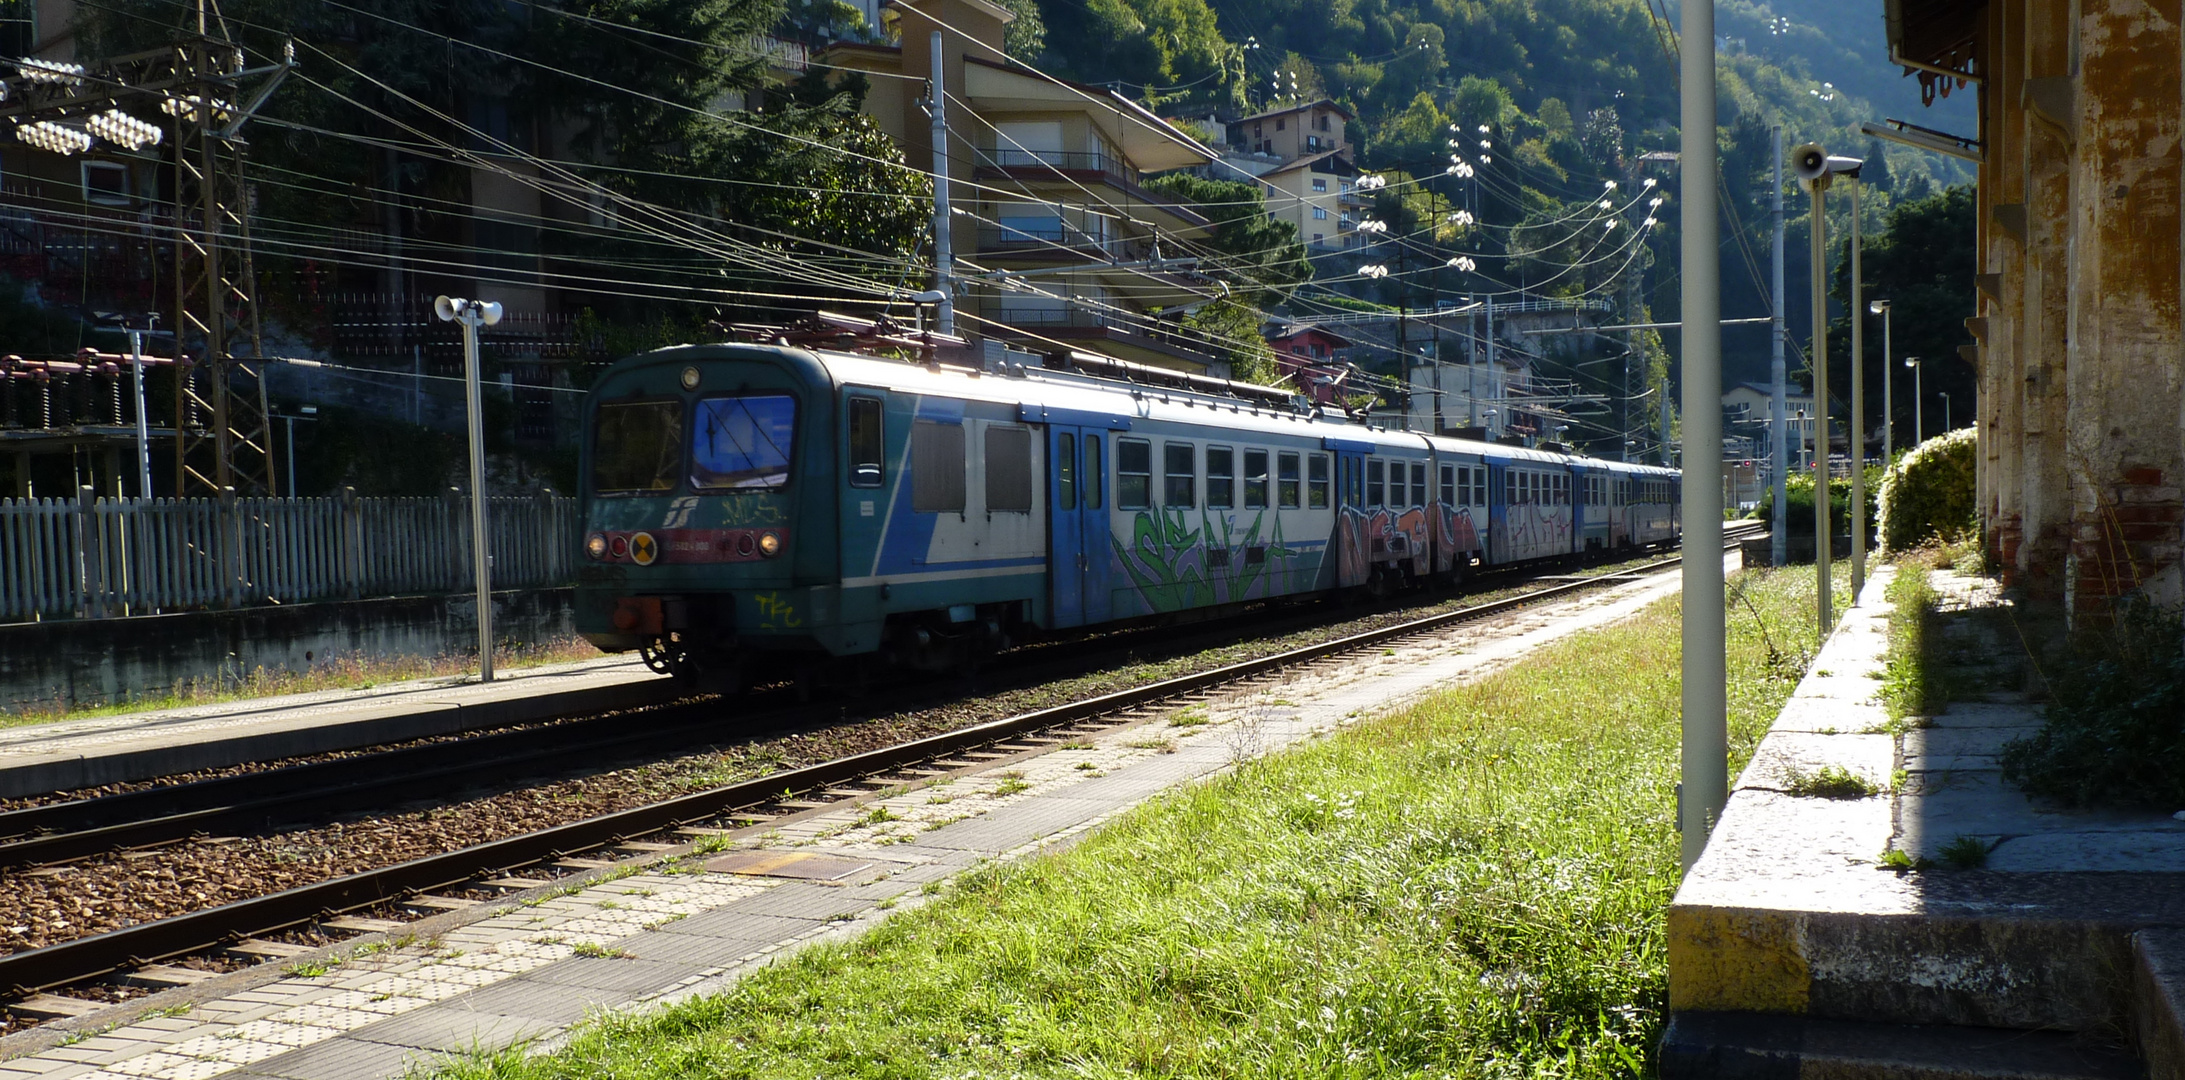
518,957,702,993
705,884,869,921
245,1039,441,1080
436,981,604,1027
0,1062,101,1080
618,932,775,969
917,796,1110,851
651,908,819,942
347,1008,558,1054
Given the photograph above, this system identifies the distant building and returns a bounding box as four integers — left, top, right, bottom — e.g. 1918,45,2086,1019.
819,0,1225,374
1265,322,1350,403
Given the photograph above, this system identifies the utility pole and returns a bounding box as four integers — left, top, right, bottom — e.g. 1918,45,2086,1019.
1849,174,1866,599
1677,0,1726,873
0,6,291,497
1468,293,1480,428
1770,125,1789,567
925,31,954,335
435,296,503,682
1484,296,1497,438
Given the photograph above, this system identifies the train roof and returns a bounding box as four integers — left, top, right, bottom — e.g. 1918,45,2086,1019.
621,342,1680,477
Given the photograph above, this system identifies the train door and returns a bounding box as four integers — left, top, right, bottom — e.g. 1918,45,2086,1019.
1046,425,1112,628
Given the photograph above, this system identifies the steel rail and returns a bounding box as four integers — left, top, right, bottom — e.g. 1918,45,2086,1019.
0,532,1751,999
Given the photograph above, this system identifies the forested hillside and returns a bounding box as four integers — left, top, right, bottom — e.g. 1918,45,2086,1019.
1020,0,1975,423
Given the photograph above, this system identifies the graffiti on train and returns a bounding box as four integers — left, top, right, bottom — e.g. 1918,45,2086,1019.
1111,508,1304,613
1336,505,1432,587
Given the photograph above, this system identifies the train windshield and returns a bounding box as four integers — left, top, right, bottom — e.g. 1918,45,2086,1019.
691,394,796,491
592,400,683,494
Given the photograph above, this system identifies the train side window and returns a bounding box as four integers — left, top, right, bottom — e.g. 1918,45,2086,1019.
987,426,1033,512
1439,464,1453,506
1116,438,1151,510
1411,461,1427,507
1085,436,1104,510
911,420,966,513
1056,432,1077,512
1206,445,1235,508
1308,454,1330,509
1244,449,1269,509
1366,459,1384,507
1164,442,1197,508
847,397,884,489
1278,451,1301,508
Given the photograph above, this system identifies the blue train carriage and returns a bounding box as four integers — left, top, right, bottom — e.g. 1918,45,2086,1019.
1627,463,1682,548
1423,435,1491,583
1484,443,1579,565
574,340,1357,684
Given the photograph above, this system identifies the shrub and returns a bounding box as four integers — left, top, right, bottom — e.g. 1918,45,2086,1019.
1754,470,1881,536
2000,601,2185,809
1878,429,1977,553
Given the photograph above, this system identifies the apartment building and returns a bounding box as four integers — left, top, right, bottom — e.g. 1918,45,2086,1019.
821,0,1226,374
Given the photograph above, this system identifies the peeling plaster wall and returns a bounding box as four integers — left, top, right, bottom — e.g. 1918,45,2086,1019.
1967,0,2185,615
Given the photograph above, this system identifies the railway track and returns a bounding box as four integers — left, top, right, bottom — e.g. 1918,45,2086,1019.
0,531,1755,1019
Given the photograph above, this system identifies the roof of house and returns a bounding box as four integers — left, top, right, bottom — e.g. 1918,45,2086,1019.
1266,322,1353,346
1263,147,1355,178
1230,98,1356,126
1727,381,1811,398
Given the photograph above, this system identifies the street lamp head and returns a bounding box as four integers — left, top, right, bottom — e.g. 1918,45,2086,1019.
1869,299,1890,314
1904,356,1919,368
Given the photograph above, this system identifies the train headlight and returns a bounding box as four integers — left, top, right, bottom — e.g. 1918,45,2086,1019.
757,531,782,557
680,365,701,390
585,533,608,559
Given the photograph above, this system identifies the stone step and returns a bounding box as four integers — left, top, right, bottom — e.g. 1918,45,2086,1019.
1661,1012,2143,1080
2137,930,2185,1080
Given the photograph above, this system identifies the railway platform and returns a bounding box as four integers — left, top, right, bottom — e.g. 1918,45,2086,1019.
0,556,1715,1080
0,656,679,799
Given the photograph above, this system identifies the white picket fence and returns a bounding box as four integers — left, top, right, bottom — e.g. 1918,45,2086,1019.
0,492,578,623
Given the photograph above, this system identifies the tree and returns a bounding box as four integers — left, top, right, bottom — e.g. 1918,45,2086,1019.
1142,173,1309,302
1831,185,1978,447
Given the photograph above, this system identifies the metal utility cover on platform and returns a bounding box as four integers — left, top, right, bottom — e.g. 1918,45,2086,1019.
705,850,877,881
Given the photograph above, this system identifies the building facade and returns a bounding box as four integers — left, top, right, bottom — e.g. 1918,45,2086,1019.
821,0,1225,374
1890,0,2184,613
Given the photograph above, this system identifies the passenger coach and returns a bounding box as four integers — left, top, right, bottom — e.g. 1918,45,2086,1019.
575,326,1680,688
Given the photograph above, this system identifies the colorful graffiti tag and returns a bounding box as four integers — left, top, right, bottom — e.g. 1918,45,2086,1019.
1335,506,1432,588
1110,508,1306,613
1433,505,1483,575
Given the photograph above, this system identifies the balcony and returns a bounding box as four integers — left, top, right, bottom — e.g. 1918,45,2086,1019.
975,148,1130,181
976,221,1125,258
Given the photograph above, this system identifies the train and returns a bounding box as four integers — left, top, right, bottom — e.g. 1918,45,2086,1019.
573,320,1682,688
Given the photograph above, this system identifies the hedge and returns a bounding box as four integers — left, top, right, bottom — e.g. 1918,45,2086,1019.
1877,428,1977,553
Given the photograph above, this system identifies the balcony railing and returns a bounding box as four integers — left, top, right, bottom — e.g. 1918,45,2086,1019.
978,148,1128,178
977,224,1126,256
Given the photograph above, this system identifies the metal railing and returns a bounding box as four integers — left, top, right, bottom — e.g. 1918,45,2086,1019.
0,491,577,623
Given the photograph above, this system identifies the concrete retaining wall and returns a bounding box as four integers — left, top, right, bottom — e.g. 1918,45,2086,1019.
0,587,574,714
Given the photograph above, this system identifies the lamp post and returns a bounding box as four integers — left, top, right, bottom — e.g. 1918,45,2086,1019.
1906,357,1923,445
433,295,504,683
1940,391,1951,433
1869,299,1893,462
1791,143,1861,638
271,405,319,498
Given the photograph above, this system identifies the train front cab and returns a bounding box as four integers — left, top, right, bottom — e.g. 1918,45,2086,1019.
575,345,841,684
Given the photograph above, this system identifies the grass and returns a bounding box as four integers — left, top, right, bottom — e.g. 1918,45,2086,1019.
568,942,635,960
1938,836,1992,870
434,566,1822,1080
1878,565,1948,727
1778,763,1879,799
0,635,604,729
